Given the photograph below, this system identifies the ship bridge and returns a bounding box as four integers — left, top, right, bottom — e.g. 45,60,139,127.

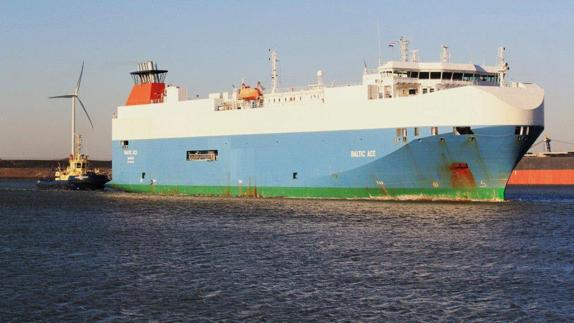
362,38,509,99
363,61,501,99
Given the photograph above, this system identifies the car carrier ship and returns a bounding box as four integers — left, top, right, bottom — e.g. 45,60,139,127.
110,38,544,201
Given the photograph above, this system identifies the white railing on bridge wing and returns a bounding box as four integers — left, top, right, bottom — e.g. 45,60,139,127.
392,76,420,83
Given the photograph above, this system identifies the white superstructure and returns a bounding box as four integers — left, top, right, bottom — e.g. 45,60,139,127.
113,42,543,141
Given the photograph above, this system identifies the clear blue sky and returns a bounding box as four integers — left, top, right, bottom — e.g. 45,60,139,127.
1,0,573,159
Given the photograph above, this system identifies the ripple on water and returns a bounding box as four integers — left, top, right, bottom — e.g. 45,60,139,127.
0,181,573,320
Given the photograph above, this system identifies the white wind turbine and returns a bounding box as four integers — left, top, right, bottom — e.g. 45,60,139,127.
49,62,94,158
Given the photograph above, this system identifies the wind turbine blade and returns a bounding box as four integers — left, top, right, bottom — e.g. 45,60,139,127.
49,94,75,99
75,61,84,94
76,96,94,128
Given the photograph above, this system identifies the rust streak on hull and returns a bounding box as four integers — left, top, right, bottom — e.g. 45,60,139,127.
449,162,477,188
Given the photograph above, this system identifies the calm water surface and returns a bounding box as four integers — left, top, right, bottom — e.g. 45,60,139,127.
1,180,573,321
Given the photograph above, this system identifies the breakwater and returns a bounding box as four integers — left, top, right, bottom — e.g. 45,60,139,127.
0,159,111,178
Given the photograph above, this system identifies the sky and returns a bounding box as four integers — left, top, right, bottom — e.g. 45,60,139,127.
1,0,573,159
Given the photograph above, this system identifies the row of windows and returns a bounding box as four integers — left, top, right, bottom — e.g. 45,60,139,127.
402,88,436,96
395,126,474,141
394,126,534,142
267,94,323,103
403,71,499,83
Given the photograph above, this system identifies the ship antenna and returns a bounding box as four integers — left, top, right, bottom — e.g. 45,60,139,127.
440,45,450,63
411,49,419,63
49,61,94,159
377,21,382,66
399,36,409,62
498,46,509,87
269,49,279,93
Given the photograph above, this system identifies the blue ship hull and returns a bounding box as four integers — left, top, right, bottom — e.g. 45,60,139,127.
109,125,541,201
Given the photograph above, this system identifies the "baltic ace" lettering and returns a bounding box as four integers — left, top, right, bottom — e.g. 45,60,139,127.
351,150,376,158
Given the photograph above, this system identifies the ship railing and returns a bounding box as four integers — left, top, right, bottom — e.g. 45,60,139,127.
440,80,474,85
434,80,475,89
437,79,503,89
392,76,420,84
214,86,326,111
264,88,325,106
506,81,523,88
267,87,325,97
387,76,499,88
215,99,264,111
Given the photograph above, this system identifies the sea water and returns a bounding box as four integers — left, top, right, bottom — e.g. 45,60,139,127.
1,179,573,321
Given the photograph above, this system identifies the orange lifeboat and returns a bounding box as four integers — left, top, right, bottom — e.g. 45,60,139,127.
239,87,262,101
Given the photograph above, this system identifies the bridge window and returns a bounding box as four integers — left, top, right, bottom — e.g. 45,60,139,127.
482,74,498,83
408,71,419,78
442,72,452,80
454,127,474,135
453,73,463,80
431,72,441,79
463,73,474,81
186,150,218,161
419,72,429,79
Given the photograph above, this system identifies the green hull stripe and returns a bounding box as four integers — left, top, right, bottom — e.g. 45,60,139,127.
109,184,505,201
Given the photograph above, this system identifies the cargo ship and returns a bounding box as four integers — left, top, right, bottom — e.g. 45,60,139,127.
110,38,544,201
508,137,574,185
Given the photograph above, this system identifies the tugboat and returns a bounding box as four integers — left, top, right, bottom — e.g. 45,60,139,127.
37,62,110,190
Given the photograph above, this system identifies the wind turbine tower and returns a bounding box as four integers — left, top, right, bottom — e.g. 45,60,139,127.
49,62,94,158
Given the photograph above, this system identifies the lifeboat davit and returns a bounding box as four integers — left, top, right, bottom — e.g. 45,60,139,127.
239,87,262,101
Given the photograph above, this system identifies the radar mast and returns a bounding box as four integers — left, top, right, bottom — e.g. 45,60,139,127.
269,50,279,94
399,36,409,62
498,47,509,87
